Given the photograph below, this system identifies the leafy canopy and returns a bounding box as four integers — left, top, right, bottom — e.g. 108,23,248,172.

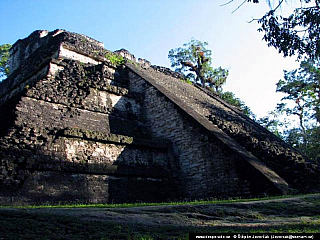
0,44,11,78
243,0,320,60
259,59,320,160
168,39,228,91
276,59,320,123
221,91,256,119
168,39,254,117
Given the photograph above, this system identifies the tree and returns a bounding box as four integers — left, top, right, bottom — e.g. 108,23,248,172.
207,67,229,92
277,59,320,124
221,91,256,118
243,0,320,60
257,110,286,137
168,39,228,91
259,59,320,160
285,126,320,161
168,39,254,117
276,60,320,159
0,44,11,78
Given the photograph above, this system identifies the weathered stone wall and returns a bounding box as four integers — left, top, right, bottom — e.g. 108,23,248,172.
2,30,111,106
8,30,105,74
0,171,172,205
125,61,320,194
12,60,145,136
8,30,60,73
128,71,280,199
0,31,177,205
204,94,320,193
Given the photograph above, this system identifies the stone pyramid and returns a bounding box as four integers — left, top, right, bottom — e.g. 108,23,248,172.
0,30,318,205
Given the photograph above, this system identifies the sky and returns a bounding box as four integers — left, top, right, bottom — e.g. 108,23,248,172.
0,0,301,118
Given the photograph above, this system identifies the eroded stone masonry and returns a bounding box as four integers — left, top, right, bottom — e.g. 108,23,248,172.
0,30,319,205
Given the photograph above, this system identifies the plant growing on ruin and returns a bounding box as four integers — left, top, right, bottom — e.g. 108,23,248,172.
168,39,228,92
105,52,125,66
0,44,11,78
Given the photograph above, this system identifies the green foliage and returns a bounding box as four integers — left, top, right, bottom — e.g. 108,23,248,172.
168,39,211,74
260,59,320,161
285,127,320,160
207,66,229,92
135,235,154,240
0,44,11,78
105,52,125,66
221,91,256,119
168,39,228,92
185,79,193,85
257,111,286,138
253,0,320,60
277,59,320,125
277,59,320,123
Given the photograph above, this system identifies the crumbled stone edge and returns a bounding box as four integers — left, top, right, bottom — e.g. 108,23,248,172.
151,65,187,80
194,84,304,152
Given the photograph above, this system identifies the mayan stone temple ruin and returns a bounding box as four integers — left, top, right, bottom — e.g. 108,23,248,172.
0,30,319,205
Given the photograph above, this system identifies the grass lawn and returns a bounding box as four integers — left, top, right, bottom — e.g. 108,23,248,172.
0,194,319,240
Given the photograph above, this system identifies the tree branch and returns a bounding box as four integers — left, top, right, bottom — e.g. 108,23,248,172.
272,0,284,12
232,0,247,14
220,0,235,7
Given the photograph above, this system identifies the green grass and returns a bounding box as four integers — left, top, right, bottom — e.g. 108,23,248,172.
1,194,319,239
3,193,318,209
0,209,318,240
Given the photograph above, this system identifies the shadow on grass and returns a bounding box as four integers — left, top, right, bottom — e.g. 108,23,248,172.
0,208,319,240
